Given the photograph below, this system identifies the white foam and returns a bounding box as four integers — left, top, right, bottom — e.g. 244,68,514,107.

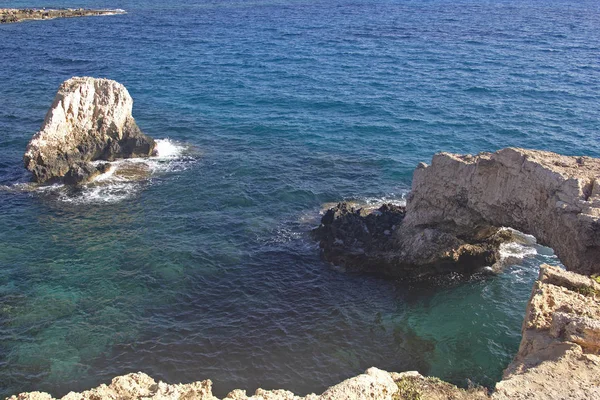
58,182,141,204
155,139,183,159
499,241,538,260
497,227,538,262
20,139,195,204
319,193,407,215
93,164,117,182
361,195,407,208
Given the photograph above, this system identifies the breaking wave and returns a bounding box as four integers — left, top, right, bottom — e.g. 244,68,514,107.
3,139,196,205
497,228,541,267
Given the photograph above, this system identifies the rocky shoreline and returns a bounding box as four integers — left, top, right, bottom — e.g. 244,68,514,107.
0,8,125,24
10,265,600,400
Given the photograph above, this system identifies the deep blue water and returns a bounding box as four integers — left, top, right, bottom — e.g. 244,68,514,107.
0,0,599,397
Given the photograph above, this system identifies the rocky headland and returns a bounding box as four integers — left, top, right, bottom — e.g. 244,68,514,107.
315,148,600,278
23,77,157,185
0,8,125,24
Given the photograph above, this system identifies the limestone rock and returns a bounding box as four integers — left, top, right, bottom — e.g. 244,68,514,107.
493,265,600,400
24,77,156,184
8,372,218,400
405,148,600,275
63,162,110,185
319,367,397,400
8,369,398,400
313,202,512,279
316,148,600,277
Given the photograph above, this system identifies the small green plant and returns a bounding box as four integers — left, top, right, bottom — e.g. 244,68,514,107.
591,274,600,285
394,377,422,400
576,286,599,297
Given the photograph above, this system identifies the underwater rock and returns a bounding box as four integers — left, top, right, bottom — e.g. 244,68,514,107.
23,77,156,184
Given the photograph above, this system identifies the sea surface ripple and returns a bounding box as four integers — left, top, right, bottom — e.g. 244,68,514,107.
0,0,598,397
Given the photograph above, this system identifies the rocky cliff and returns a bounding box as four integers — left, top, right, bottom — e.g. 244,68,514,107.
315,148,600,277
493,264,600,400
23,77,156,184
405,148,600,276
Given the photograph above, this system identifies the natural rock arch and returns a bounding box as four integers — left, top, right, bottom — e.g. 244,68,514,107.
402,148,600,276
314,148,600,278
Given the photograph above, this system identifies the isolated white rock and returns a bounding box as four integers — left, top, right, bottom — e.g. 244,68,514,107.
23,77,156,184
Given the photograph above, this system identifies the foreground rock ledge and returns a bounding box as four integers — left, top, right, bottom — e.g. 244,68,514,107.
0,8,125,24
10,265,600,400
24,77,156,185
315,148,600,277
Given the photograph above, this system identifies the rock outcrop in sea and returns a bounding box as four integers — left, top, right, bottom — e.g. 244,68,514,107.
23,77,156,185
315,148,600,277
0,8,125,24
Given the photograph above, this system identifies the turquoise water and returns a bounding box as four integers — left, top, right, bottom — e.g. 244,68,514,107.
0,0,598,397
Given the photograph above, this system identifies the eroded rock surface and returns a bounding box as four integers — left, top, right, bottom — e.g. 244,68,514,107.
316,148,600,277
406,148,600,276
24,77,156,184
9,368,400,400
312,203,409,275
314,202,515,278
492,264,600,400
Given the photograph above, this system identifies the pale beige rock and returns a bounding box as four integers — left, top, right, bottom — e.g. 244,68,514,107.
493,265,600,400
316,148,600,278
8,369,395,400
402,148,600,275
19,372,218,400
319,367,397,400
23,77,156,184
8,393,54,400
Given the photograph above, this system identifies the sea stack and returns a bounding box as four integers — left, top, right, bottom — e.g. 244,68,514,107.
23,77,156,185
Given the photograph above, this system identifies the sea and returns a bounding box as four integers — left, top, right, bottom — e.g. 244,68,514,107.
0,0,599,397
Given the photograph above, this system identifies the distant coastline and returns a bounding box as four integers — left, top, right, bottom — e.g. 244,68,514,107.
0,8,125,24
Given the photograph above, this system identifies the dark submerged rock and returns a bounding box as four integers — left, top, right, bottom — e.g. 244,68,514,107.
313,202,514,280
